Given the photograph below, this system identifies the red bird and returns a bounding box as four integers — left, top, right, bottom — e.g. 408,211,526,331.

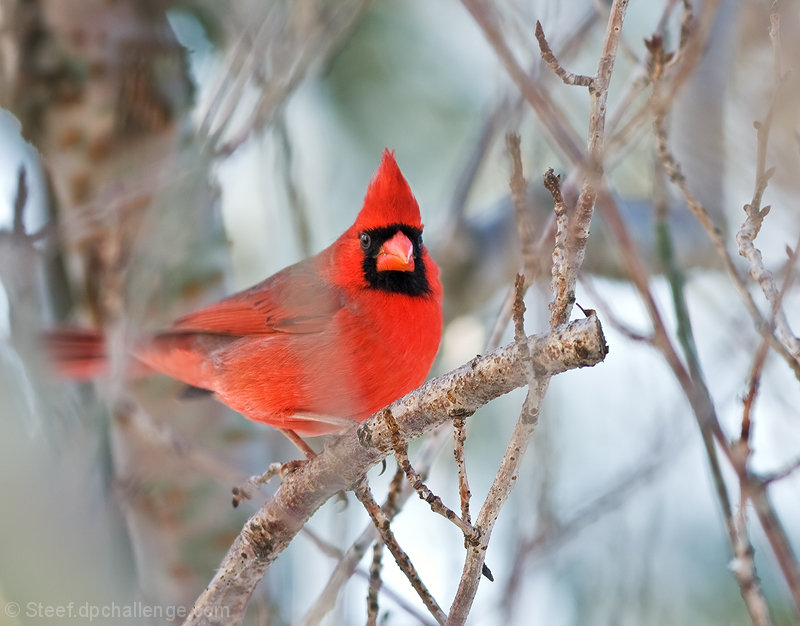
47,150,443,452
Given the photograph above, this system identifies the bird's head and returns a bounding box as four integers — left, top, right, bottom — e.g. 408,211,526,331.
331,149,434,297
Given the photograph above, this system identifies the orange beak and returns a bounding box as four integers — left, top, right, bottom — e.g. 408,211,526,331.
376,231,415,272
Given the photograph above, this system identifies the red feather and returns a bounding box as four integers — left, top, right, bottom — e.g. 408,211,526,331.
45,150,443,438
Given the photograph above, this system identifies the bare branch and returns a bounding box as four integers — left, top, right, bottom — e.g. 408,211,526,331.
449,18,625,599
596,178,777,623
580,276,653,343
231,463,283,508
534,21,593,86
448,382,547,625
536,1,630,329
563,0,629,324
511,273,527,349
184,318,607,625
730,481,773,626
506,133,538,281
651,104,775,623
485,135,555,351
382,409,479,543
740,333,771,445
453,417,472,530
734,9,800,364
750,487,800,613
353,478,447,624
461,0,585,166
543,168,570,326
445,7,626,622
300,440,442,625
12,166,28,237
649,59,800,377
366,538,383,626
507,445,674,590
205,2,370,157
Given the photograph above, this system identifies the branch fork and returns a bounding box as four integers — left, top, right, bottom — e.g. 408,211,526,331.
184,317,607,624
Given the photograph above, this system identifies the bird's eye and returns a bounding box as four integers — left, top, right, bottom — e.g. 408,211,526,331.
417,233,424,248
359,232,371,250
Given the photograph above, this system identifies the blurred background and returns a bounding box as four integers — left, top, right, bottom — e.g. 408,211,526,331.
1,0,799,624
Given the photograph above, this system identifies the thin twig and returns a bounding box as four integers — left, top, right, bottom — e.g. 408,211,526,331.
506,133,538,281
741,233,800,436
447,383,546,625
644,11,800,612
300,525,346,560
740,332,771,445
597,178,775,623
197,10,274,141
448,5,629,611
449,4,598,224
449,38,625,609
207,2,369,158
505,443,675,606
13,167,28,236
383,409,480,544
301,522,427,625
469,0,645,347
534,21,593,86
730,478,773,626
353,567,437,626
276,118,314,258
484,215,556,350
656,0,722,114
650,73,800,378
366,538,383,626
231,463,283,508
733,9,800,613
353,478,447,625
543,0,629,327
750,487,800,613
485,137,557,355
111,397,249,491
511,273,528,353
734,9,800,364
300,439,442,626
650,105,775,624
461,0,585,166
543,168,570,326
453,417,472,530
652,145,699,372
580,277,653,343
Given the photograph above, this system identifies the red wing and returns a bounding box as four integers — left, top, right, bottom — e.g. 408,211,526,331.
170,260,342,336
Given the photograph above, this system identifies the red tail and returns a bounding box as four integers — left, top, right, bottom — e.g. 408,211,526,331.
43,327,108,379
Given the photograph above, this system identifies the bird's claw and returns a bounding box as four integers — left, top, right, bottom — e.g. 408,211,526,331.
280,459,309,477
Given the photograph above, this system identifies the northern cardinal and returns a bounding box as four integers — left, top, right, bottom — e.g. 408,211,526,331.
46,150,443,453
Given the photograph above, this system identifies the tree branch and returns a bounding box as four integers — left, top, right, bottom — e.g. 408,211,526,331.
353,477,447,624
184,317,607,625
534,20,593,86
299,430,447,625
